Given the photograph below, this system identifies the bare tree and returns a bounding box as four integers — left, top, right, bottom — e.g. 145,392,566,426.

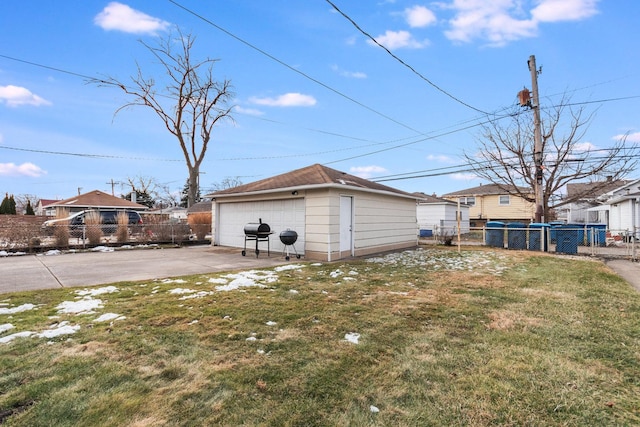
92,30,234,207
464,95,638,220
207,176,244,193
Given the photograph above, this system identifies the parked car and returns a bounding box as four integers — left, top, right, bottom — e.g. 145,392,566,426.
42,210,143,236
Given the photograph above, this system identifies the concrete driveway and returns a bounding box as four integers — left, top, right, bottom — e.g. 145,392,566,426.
0,245,289,294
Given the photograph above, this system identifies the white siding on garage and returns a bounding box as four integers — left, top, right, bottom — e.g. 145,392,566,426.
217,198,305,253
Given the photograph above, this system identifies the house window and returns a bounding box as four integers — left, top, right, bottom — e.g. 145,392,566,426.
463,197,475,206
499,195,510,206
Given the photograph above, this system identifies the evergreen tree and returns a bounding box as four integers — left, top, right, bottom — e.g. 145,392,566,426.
0,193,9,214
8,195,16,214
25,199,35,215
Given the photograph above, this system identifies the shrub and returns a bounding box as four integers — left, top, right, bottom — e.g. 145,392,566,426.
116,212,130,243
85,210,103,245
51,209,70,248
187,212,211,240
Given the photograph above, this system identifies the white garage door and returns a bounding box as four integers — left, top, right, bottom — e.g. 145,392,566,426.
218,198,305,254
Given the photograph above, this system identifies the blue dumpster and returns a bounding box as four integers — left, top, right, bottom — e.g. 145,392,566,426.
549,221,564,243
528,223,549,251
419,229,433,238
485,221,505,248
555,225,579,254
585,223,606,247
507,222,527,250
568,223,586,246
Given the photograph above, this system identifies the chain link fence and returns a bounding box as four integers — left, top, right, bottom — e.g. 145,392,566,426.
0,215,201,252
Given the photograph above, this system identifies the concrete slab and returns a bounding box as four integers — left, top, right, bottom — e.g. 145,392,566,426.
0,245,290,294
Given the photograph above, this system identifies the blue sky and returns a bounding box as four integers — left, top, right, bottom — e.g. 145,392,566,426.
1,0,638,202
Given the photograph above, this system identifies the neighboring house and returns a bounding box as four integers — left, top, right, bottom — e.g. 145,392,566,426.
413,192,470,235
47,190,149,217
442,184,535,226
35,199,60,216
207,163,419,261
561,179,630,224
595,179,640,235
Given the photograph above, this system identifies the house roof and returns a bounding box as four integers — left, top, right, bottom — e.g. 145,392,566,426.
566,180,630,200
36,199,60,207
442,183,530,197
208,164,417,199
413,192,461,205
48,190,148,210
187,200,212,213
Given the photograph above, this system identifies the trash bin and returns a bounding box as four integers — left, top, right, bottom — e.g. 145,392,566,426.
555,225,579,254
419,229,433,238
549,221,564,243
568,223,586,246
585,223,606,247
485,221,505,248
528,223,549,251
507,222,527,250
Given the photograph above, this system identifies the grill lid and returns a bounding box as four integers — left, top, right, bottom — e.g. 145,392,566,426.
244,222,271,237
279,229,298,245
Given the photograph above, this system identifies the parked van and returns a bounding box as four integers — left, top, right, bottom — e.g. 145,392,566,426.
42,210,143,236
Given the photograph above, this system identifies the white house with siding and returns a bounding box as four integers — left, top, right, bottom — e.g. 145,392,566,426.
207,164,419,261
597,179,640,237
414,192,470,236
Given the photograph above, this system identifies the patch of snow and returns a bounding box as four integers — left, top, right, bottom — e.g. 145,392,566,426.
246,336,257,341
56,297,103,314
370,405,380,413
0,323,15,334
162,279,187,284
215,270,276,291
37,321,80,338
179,291,213,300
188,320,199,325
274,264,306,272
93,313,126,323
330,269,343,278
0,303,36,315
0,331,34,344
91,246,114,253
0,251,7,257
169,288,196,295
76,286,118,297
289,289,299,294
44,250,61,256
344,332,360,344
208,278,228,284
266,321,277,326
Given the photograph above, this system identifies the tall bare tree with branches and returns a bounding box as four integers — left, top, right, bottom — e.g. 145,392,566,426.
464,95,638,220
93,30,234,207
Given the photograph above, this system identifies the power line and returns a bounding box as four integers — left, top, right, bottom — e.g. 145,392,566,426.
167,0,424,135
0,144,182,162
325,0,488,115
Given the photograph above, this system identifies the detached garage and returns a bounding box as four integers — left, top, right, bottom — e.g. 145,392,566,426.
207,164,419,261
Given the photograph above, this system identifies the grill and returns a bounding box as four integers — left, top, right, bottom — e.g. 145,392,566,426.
242,219,272,257
279,229,300,261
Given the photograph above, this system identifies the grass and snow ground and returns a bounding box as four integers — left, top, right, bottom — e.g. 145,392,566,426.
0,249,510,346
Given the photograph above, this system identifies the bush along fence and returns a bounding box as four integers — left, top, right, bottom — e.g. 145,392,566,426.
0,214,210,253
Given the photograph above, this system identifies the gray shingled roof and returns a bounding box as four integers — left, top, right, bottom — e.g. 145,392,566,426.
208,164,416,199
442,183,530,197
566,180,630,199
49,190,148,210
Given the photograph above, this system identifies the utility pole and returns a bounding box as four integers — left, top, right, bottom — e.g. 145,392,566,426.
528,54,544,223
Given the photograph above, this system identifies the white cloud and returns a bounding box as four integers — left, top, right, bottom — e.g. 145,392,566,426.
451,172,480,181
349,165,388,179
0,85,51,107
249,93,317,107
613,132,640,143
0,162,47,178
426,154,456,163
443,0,599,46
94,2,170,35
405,5,437,28
532,0,599,23
234,106,264,116
368,30,429,49
331,65,367,79
573,141,597,152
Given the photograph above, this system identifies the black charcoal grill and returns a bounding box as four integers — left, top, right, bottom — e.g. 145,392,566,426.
279,229,301,261
242,219,272,257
